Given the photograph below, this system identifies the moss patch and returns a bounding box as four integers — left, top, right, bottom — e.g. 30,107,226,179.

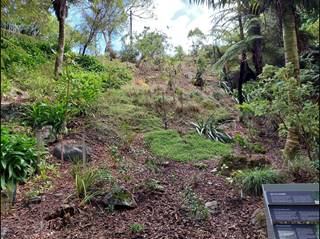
90,102,163,135
145,130,232,163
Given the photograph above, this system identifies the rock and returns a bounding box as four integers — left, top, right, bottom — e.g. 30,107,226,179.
178,204,203,222
251,208,268,236
39,125,56,145
26,196,46,206
52,193,63,198
0,103,28,121
218,154,270,175
53,144,91,162
205,201,218,214
1,228,8,239
101,188,138,208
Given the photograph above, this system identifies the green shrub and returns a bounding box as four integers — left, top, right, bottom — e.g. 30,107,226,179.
73,56,134,90
233,167,286,197
235,134,248,149
21,99,78,133
1,37,53,68
55,70,102,116
74,55,104,72
145,130,231,162
1,75,12,100
1,124,41,190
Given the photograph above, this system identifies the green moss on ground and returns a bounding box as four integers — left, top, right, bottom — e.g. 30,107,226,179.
90,102,163,135
145,130,232,162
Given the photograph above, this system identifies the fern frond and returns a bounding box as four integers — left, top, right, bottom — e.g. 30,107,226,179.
1,28,38,43
212,35,263,71
212,40,247,71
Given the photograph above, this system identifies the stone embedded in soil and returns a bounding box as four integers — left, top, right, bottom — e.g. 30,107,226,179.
39,125,56,145
251,208,268,236
53,144,91,162
205,201,218,214
218,154,270,175
101,188,138,208
26,196,46,206
1,228,8,239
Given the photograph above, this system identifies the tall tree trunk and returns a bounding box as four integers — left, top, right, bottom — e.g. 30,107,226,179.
103,31,112,53
252,25,264,76
82,43,88,56
54,15,66,77
238,11,246,105
280,0,301,159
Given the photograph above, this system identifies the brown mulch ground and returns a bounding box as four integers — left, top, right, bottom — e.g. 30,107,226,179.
1,66,317,239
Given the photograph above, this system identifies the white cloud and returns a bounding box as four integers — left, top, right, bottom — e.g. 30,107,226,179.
114,0,216,54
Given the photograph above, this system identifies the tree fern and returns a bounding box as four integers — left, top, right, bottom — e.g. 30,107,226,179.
212,35,263,72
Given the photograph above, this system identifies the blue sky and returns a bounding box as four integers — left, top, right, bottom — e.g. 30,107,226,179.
69,0,218,55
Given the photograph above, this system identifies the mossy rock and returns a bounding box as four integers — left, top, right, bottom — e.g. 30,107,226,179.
247,143,267,154
218,154,270,174
101,187,138,208
1,103,29,121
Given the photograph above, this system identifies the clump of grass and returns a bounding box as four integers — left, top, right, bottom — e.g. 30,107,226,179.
145,130,231,162
130,223,145,232
285,155,316,177
233,167,286,197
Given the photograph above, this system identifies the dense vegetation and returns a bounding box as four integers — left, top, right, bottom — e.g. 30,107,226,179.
1,0,319,237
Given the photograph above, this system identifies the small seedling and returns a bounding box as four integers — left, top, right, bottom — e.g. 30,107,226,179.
107,205,114,212
170,173,177,188
130,223,145,232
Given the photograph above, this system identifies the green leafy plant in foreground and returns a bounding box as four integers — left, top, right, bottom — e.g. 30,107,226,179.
25,158,60,201
179,185,209,220
1,124,40,190
21,99,78,134
70,160,113,206
190,114,233,143
232,167,286,197
130,223,145,233
235,134,248,149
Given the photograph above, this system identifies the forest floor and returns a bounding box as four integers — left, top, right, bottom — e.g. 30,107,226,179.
1,65,317,239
